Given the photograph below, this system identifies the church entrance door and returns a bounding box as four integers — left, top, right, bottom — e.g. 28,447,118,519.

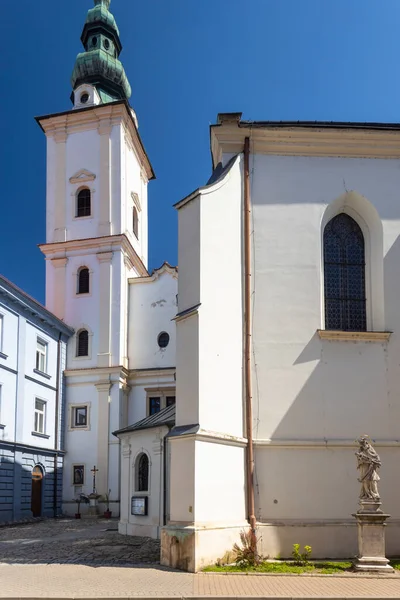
31,465,43,517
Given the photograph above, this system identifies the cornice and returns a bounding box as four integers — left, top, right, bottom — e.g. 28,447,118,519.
39,234,148,277
64,365,129,379
36,101,155,181
210,122,400,166
128,367,176,379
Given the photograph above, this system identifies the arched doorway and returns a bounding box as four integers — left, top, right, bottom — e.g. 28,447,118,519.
31,465,43,517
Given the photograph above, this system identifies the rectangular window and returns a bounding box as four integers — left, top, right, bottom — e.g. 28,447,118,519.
36,339,47,373
149,397,161,415
146,389,176,416
166,396,176,407
73,465,85,485
0,315,3,352
73,406,87,428
34,399,46,434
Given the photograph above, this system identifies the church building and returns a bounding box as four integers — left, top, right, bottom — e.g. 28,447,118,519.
3,0,400,574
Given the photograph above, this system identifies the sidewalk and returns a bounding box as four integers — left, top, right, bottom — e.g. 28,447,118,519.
1,563,400,599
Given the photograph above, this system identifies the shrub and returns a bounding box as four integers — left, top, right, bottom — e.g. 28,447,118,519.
292,543,312,565
233,528,261,567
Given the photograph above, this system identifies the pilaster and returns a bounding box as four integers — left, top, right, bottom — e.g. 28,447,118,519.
98,121,112,237
95,380,112,497
97,251,113,367
50,258,68,320
120,441,131,524
53,129,67,243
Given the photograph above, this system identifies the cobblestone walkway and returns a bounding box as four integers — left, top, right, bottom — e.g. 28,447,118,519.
0,518,160,566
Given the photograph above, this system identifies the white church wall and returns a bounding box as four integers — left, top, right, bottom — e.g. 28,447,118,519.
177,198,200,312
0,369,17,443
128,270,177,370
236,152,400,557
194,440,245,524
62,382,98,513
175,315,199,427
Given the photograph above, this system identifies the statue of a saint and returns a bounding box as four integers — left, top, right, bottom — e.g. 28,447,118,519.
356,436,381,501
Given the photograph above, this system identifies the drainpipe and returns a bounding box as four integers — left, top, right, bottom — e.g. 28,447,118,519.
53,333,62,518
244,137,257,544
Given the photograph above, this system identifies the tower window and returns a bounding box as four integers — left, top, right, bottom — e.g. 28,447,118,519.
133,207,139,238
77,189,91,217
76,330,89,357
80,93,89,104
324,213,366,331
92,37,97,47
77,267,90,295
104,39,110,50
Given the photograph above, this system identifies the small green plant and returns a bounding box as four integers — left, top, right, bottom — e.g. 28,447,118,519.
291,543,312,565
233,528,261,567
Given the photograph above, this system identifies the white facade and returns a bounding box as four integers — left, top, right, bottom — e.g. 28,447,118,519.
161,116,400,571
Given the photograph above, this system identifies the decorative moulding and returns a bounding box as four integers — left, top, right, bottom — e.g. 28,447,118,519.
317,330,391,342
69,169,96,185
131,192,141,212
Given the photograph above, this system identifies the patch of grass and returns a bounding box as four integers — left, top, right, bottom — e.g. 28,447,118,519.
203,561,352,574
391,559,400,570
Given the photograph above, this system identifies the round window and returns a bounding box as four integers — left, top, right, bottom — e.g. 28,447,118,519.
158,332,170,348
104,39,110,50
92,36,98,47
80,93,89,104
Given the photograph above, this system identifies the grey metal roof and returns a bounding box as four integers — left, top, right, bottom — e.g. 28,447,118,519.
113,404,176,436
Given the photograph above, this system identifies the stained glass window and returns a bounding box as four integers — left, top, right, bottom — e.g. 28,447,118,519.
324,213,366,331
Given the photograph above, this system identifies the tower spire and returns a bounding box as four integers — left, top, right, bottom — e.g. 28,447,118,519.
71,0,131,107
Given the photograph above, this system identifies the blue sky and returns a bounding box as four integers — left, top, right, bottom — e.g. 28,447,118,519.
2,0,400,303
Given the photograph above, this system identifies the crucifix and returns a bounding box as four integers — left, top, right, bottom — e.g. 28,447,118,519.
91,465,99,494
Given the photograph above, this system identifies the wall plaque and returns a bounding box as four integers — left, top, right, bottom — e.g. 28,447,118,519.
131,496,148,516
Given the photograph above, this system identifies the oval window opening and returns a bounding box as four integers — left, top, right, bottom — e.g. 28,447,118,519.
158,332,169,348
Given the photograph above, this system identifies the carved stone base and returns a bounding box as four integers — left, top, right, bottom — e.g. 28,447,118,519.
352,507,394,573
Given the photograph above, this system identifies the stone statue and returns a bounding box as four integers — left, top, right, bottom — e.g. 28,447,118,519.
95,0,111,9
356,436,381,501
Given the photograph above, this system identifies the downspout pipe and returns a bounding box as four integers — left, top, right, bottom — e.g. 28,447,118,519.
244,137,257,540
53,333,62,518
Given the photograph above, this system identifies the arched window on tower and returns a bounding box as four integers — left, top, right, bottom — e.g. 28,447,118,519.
77,267,90,295
133,207,139,239
324,213,366,331
76,329,89,357
136,453,149,492
76,188,91,218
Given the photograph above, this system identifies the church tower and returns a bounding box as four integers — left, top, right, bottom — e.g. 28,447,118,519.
36,0,154,514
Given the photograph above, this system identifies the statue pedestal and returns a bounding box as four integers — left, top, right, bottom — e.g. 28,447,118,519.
352,500,394,572
88,493,101,516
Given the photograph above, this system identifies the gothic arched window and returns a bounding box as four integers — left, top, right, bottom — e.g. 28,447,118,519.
77,267,90,294
76,329,89,357
136,453,149,492
76,188,91,218
324,213,366,331
133,207,139,239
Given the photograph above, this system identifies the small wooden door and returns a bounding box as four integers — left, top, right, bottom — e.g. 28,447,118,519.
31,466,43,517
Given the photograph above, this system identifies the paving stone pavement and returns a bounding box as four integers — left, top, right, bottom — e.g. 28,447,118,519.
1,519,400,598
0,518,160,566
1,563,400,598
